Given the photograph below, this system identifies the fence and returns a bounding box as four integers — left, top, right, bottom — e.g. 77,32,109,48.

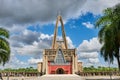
77,71,120,76
0,71,120,77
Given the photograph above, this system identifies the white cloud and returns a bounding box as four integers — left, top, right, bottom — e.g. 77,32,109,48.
0,0,119,27
0,0,86,26
77,37,102,66
7,24,27,33
77,37,118,67
66,37,75,48
40,33,53,40
10,29,40,46
81,57,100,67
82,22,94,29
0,52,27,69
17,36,73,55
77,37,102,52
15,44,42,55
13,32,53,56
7,28,75,68
88,58,99,64
81,0,120,15
28,57,42,65
78,52,100,66
78,52,98,59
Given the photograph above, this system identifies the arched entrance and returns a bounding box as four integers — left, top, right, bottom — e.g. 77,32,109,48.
56,68,64,74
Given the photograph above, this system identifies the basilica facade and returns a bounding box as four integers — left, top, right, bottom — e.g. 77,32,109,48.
37,15,82,74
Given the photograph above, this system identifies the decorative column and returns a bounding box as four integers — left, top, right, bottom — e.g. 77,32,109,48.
42,51,46,74
75,55,78,73
72,55,75,74
45,56,48,74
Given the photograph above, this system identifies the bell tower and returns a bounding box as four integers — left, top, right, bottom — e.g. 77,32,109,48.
52,15,68,49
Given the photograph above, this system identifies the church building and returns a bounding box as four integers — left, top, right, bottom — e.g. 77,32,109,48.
37,15,82,74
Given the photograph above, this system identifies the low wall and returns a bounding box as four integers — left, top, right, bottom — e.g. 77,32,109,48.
1,72,39,77
0,71,120,77
77,71,120,76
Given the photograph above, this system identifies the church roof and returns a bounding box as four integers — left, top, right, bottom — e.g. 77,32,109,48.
44,49,76,62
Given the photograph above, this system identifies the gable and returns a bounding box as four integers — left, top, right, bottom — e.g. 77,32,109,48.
54,49,66,64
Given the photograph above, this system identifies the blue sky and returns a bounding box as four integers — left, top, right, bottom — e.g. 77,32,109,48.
0,0,120,69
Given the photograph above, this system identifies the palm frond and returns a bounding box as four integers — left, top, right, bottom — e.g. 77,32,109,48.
96,3,120,70
0,28,9,38
0,37,10,53
0,28,10,65
0,49,10,65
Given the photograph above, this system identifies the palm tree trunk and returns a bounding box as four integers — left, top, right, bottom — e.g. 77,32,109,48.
117,57,120,71
117,48,120,71
117,49,120,71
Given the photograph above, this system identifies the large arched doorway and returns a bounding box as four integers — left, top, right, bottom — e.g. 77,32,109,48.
56,68,64,74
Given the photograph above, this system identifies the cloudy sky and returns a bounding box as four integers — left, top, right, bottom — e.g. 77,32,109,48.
0,0,120,69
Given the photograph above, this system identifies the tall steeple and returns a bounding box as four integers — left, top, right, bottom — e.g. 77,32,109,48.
38,15,83,75
52,15,68,49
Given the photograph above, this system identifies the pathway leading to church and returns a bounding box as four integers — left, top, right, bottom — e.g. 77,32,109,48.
39,74,84,80
2,75,120,80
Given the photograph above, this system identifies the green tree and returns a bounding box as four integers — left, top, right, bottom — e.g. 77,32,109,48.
0,28,10,65
95,4,120,71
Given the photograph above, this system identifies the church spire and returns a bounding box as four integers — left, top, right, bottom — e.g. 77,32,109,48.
52,15,68,49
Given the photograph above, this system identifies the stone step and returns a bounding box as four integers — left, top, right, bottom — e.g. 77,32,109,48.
39,74,84,80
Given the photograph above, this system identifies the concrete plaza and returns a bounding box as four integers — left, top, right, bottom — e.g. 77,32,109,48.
2,74,120,80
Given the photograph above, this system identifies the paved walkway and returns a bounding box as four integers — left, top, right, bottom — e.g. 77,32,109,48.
2,75,120,80
3,74,84,80
85,76,120,80
39,74,84,80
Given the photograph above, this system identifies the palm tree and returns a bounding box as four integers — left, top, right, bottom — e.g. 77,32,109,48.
95,4,120,71
0,28,10,65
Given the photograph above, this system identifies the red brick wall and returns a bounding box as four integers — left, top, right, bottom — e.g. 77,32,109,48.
48,62,72,74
